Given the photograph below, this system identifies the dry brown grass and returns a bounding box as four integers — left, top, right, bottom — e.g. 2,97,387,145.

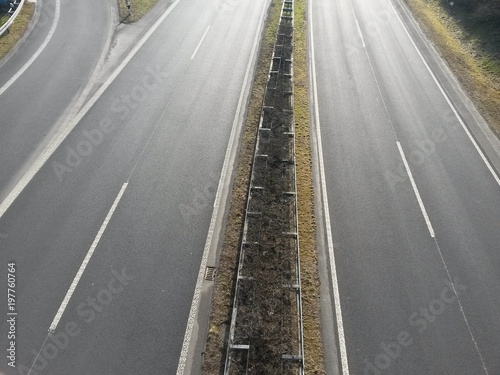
0,3,35,61
405,0,500,136
293,0,325,373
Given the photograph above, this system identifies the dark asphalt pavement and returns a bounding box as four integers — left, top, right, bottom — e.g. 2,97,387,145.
0,0,268,374
0,0,112,202
311,0,500,373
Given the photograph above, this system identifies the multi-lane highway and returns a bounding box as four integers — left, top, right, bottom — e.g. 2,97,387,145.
2,0,500,373
310,0,500,374
0,0,269,374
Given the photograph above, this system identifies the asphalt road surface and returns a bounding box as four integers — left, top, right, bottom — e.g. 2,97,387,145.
0,0,113,203
311,0,500,374
0,0,269,374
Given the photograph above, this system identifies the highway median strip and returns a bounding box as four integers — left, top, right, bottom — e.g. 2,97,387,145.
202,0,325,373
201,0,283,371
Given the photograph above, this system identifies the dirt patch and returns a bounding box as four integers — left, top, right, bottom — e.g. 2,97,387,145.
0,3,35,61
405,0,500,137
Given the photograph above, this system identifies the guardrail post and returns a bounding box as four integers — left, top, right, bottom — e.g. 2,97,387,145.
0,0,25,37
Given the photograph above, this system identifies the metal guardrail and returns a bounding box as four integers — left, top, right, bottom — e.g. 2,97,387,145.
0,0,26,37
224,0,304,373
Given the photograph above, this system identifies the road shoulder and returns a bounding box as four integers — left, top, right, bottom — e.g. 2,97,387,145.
403,0,500,138
394,0,500,180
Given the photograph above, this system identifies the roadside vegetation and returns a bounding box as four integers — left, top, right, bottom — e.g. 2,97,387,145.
0,2,35,61
405,0,500,136
118,0,160,23
442,0,500,75
293,0,325,373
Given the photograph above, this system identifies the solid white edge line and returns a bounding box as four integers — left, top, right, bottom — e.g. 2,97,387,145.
54,0,115,148
0,0,60,96
396,142,436,238
390,0,500,188
355,18,366,48
27,333,51,375
309,0,350,373
175,1,269,374
0,0,183,220
48,182,128,332
191,25,211,60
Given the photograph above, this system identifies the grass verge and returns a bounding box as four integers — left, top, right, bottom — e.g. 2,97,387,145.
117,0,160,23
200,0,283,372
405,0,500,136
293,0,325,373
0,3,35,61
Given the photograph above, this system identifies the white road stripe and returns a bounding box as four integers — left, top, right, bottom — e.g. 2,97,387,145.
391,0,500,188
397,142,435,237
355,18,366,48
392,4,491,373
432,237,490,374
175,1,269,374
191,26,211,60
48,183,128,332
27,333,51,375
348,0,434,239
0,0,183,221
0,0,60,96
309,0,350,373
